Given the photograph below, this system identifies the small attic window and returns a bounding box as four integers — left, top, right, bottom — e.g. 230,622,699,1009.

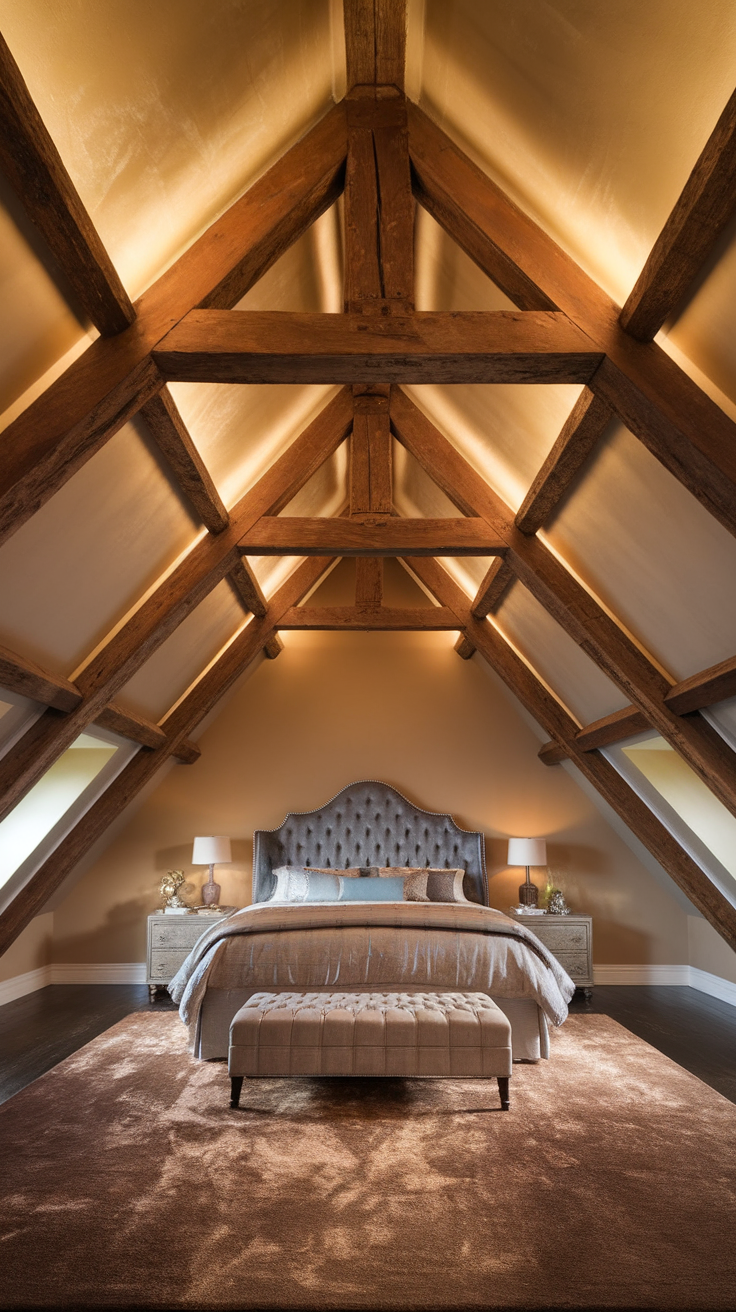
0,730,126,892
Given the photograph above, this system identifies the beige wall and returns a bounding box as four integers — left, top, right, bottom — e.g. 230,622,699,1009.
688,916,736,987
0,911,53,983
50,563,690,968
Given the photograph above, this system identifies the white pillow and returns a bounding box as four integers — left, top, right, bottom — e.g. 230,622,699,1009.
269,867,341,903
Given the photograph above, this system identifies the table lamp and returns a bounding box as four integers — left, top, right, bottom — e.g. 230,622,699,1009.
507,837,547,909
192,835,231,907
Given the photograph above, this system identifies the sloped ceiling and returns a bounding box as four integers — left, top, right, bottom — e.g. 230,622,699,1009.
1,0,736,947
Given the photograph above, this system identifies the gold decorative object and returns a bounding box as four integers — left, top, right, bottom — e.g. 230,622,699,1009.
546,888,570,915
159,870,190,911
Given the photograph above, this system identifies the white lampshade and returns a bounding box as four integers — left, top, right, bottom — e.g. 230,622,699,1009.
507,837,547,867
192,835,232,865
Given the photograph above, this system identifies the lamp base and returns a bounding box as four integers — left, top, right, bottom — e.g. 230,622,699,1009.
202,877,221,907
518,880,539,908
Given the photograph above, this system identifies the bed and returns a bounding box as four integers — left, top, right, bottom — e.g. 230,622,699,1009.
170,781,575,1062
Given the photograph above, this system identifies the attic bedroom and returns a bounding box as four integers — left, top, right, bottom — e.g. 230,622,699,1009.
0,1,735,1308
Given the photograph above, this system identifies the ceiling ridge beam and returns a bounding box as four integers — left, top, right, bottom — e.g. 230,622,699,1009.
0,390,353,825
407,101,736,538
620,88,736,341
0,101,348,550
0,554,336,958
390,386,736,820
515,387,614,535
152,308,601,386
139,388,228,534
405,554,736,953
0,33,135,336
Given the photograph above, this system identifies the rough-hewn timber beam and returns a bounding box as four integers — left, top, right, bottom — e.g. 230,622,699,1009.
276,606,460,630
344,92,413,310
152,309,600,385
350,388,393,514
228,559,268,618
471,559,515,618
0,555,335,958
140,389,228,533
407,102,736,537
405,554,736,953
390,386,736,819
515,389,614,535
620,89,736,341
0,102,348,550
238,515,505,557
344,0,406,90
539,652,736,762
0,390,353,824
0,33,135,336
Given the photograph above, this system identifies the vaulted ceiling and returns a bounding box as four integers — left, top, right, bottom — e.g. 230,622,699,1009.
1,0,736,956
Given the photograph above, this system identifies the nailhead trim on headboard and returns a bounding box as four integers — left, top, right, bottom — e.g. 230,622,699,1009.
252,781,488,906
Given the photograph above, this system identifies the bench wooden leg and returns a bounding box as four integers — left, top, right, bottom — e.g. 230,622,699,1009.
497,1076,510,1111
230,1076,244,1109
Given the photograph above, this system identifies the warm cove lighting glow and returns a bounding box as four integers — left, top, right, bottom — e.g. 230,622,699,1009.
0,735,117,889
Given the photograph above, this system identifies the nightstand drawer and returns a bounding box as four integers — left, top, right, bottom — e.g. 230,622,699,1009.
534,924,588,952
554,951,591,983
148,948,192,981
151,921,206,949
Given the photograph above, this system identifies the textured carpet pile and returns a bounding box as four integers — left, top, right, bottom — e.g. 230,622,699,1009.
0,1010,734,1310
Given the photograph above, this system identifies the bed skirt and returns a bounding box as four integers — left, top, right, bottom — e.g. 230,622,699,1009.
194,986,549,1063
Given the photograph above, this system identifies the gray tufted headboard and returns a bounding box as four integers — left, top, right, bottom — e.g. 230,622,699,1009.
252,781,488,906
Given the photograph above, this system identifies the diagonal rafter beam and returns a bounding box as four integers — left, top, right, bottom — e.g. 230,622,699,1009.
515,388,614,535
0,389,353,824
407,102,736,538
404,554,736,953
390,386,736,820
139,388,228,534
152,308,601,385
620,88,736,341
0,101,348,550
0,33,135,336
0,555,336,957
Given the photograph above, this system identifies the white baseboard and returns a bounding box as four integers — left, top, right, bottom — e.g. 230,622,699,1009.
0,962,146,1004
0,966,49,1006
688,966,736,1008
593,964,690,985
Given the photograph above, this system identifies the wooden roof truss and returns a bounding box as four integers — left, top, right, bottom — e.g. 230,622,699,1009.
1,0,736,954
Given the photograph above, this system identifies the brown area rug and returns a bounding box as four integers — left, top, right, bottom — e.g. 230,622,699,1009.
0,1012,734,1311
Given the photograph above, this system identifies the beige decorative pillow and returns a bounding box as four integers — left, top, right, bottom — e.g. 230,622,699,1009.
425,868,468,903
377,867,431,902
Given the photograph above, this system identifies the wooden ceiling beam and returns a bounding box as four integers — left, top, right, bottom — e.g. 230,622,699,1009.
0,643,81,713
276,606,460,630
0,555,335,958
471,558,515,618
350,389,393,514
344,0,407,91
390,387,736,819
0,33,134,336
407,103,736,538
405,554,736,953
238,515,505,556
228,559,268,618
139,388,228,534
0,102,348,550
153,308,600,386
345,91,413,310
620,89,736,341
539,653,736,762
515,388,614,535
0,390,352,825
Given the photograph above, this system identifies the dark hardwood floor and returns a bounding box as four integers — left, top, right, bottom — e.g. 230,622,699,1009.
0,983,735,1106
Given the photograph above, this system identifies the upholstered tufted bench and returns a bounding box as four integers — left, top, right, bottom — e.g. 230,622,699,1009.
228,991,512,1109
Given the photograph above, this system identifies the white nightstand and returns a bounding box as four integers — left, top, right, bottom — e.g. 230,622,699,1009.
146,913,216,1001
512,913,593,997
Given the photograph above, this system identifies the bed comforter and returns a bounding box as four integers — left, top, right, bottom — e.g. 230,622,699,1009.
169,901,575,1048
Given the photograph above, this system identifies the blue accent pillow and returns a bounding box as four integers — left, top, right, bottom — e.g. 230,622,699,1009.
338,875,405,902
